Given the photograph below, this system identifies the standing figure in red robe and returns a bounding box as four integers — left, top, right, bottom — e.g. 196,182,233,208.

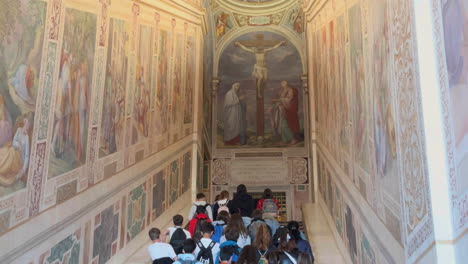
272,81,301,145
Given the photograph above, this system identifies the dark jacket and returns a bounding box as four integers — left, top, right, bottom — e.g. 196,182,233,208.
229,193,255,217
296,239,314,261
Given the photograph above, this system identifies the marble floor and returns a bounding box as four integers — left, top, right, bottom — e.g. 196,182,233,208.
126,203,347,264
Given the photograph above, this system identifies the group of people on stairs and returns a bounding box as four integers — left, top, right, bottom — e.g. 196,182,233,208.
147,184,314,264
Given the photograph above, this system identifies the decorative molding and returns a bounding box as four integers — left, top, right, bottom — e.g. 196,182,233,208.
390,0,434,258
217,0,299,15
28,143,47,217
48,0,62,41
212,159,231,185
288,158,308,184
98,0,110,47
431,0,468,233
37,43,58,141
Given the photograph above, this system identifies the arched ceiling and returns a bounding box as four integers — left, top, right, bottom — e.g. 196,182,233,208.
206,0,305,67
216,0,300,15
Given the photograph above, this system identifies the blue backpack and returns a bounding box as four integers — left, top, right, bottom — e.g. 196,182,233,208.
218,242,240,263
212,223,225,243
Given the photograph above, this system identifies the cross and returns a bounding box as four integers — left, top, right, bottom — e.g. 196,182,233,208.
235,34,285,142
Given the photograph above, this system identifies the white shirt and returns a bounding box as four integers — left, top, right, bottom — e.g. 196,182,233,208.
147,242,177,260
188,202,213,221
220,233,251,248
194,238,220,259
168,226,192,239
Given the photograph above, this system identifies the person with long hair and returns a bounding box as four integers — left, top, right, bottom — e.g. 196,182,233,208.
237,245,257,264
253,224,276,260
230,184,255,219
248,209,270,242
265,251,281,264
287,221,314,260
276,232,299,264
214,211,231,225
212,211,231,243
220,214,251,248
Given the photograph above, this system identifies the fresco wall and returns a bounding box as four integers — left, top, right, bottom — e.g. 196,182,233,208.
0,0,204,262
306,0,434,263
6,148,193,264
432,0,468,260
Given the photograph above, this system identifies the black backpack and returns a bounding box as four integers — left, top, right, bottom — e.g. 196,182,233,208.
196,204,209,215
169,228,187,254
153,257,173,264
196,241,215,264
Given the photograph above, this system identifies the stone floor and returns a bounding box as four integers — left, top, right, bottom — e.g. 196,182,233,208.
302,203,347,264
126,203,347,264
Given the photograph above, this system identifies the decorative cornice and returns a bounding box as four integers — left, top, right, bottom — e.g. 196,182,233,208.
135,0,205,27
216,0,299,16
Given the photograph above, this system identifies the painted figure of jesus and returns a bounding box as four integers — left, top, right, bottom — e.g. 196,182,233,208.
234,34,285,141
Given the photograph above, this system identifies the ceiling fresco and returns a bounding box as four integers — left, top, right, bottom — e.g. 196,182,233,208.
217,0,299,10
232,0,276,3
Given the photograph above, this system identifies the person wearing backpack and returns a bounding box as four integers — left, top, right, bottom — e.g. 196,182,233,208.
166,215,192,254
216,227,241,264
287,222,314,262
212,211,230,243
195,222,220,264
256,189,279,219
189,205,212,237
213,190,232,220
276,233,299,264
286,221,307,241
253,224,277,263
189,193,213,221
173,239,203,264
147,228,178,263
271,227,290,249
248,210,271,242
